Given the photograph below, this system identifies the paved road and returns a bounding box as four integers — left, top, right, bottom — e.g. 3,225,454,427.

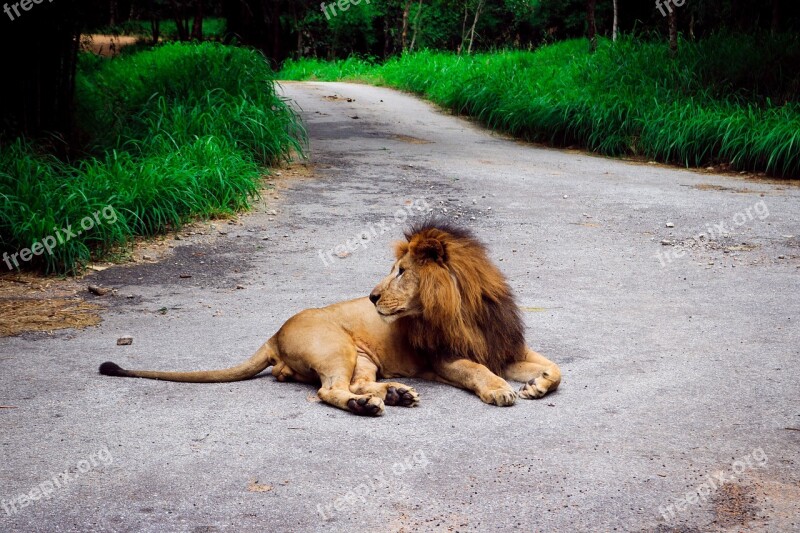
2,82,799,532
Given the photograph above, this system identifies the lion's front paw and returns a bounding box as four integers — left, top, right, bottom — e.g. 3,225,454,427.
385,386,420,407
347,396,385,416
519,377,554,399
480,386,517,406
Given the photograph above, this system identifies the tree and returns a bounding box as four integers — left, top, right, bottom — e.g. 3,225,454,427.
169,0,190,41
408,0,424,51
401,0,412,50
191,0,204,40
612,0,618,41
466,0,485,54
586,0,596,52
668,3,677,56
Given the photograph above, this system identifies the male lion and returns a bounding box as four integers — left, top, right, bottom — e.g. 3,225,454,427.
99,221,561,416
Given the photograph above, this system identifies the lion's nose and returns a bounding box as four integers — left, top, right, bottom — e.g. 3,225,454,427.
369,292,380,305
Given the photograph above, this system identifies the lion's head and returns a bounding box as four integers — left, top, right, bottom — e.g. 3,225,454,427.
369,221,525,373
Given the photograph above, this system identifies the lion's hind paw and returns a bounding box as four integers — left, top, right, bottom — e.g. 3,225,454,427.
347,396,385,416
385,386,420,407
519,377,552,399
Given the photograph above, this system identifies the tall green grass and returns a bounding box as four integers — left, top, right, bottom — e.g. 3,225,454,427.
0,42,304,274
279,56,379,82
280,34,800,177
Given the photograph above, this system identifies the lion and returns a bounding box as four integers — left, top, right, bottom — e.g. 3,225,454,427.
99,221,561,416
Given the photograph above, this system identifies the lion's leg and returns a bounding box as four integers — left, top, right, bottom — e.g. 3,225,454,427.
350,355,419,407
276,316,385,416
318,375,385,416
432,359,517,406
503,348,561,399
271,361,317,383
315,354,386,416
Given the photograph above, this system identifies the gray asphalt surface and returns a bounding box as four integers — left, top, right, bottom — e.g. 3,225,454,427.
1,81,799,532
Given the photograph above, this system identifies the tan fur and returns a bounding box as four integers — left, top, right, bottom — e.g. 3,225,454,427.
99,223,561,416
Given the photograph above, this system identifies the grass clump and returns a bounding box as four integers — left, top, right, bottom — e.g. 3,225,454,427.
280,34,800,177
278,56,379,82
1,42,303,274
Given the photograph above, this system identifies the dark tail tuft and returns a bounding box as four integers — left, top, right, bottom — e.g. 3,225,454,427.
99,361,133,377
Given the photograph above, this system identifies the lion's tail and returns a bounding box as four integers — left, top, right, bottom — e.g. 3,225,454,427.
98,337,279,383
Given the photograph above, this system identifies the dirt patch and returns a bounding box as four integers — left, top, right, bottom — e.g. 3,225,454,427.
246,480,273,493
391,134,433,144
0,273,101,337
711,483,758,528
81,34,140,57
0,273,79,299
273,161,316,182
686,183,762,194
0,298,102,337
323,94,355,102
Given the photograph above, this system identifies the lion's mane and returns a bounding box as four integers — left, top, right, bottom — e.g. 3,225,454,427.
397,220,526,373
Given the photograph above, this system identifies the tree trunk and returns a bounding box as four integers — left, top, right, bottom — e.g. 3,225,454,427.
668,6,677,56
409,0,423,52
383,14,391,58
587,0,597,52
466,0,484,55
177,18,188,41
458,2,468,55
294,3,304,57
401,0,411,51
151,19,160,44
170,0,189,41
191,0,203,40
612,0,618,42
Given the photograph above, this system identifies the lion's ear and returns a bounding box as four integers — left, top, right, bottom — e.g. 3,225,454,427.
413,238,445,265
393,241,409,260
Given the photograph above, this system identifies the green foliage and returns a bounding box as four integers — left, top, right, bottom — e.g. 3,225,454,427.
294,0,543,58
77,42,304,163
0,43,304,274
278,56,379,81
89,17,228,40
280,34,800,177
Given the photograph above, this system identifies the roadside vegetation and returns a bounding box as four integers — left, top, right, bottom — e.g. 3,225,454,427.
4,2,799,274
280,34,800,178
0,42,303,274
90,17,228,41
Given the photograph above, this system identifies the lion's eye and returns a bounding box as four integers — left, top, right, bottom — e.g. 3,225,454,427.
397,267,405,277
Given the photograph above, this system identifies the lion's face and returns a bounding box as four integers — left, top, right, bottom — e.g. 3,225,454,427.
369,254,422,323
